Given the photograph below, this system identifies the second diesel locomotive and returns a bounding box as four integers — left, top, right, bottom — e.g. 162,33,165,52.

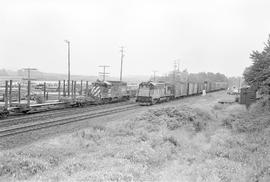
136,82,174,105
88,80,130,103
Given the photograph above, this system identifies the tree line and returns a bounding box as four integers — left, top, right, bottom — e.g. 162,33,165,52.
156,70,228,83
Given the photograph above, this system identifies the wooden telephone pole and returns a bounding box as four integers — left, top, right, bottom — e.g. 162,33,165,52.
153,70,158,81
120,46,124,81
64,40,71,96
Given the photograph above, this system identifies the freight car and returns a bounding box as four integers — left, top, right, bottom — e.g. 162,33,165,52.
136,81,227,105
173,81,188,98
88,80,130,104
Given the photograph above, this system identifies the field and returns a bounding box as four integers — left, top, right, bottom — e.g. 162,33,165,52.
0,91,269,181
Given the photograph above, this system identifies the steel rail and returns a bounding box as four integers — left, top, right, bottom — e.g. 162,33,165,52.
0,101,135,128
0,104,140,138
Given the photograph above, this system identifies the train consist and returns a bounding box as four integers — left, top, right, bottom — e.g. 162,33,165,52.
0,79,227,118
136,81,227,105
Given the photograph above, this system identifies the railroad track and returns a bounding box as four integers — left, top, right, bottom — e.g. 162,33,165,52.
0,101,135,128
0,104,140,138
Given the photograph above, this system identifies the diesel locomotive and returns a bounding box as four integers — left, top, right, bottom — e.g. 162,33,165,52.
88,80,130,103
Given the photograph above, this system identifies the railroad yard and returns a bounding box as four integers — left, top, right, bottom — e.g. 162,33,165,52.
0,90,269,181
1,1,270,181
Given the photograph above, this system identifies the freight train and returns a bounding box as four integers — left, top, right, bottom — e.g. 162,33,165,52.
0,79,227,119
136,81,227,105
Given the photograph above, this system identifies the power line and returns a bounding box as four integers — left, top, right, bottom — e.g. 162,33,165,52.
99,65,110,81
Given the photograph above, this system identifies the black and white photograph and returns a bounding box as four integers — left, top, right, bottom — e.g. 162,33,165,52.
0,0,270,181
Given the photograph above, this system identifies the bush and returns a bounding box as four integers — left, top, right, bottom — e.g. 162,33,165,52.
0,154,47,180
138,106,211,132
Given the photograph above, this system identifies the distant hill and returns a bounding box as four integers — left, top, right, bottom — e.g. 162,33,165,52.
0,69,150,84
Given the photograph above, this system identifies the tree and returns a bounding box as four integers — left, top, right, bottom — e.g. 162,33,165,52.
243,34,270,94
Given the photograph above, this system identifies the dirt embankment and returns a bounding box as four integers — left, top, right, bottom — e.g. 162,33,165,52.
0,93,269,182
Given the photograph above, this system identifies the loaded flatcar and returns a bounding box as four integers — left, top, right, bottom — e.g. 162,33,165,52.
88,80,129,104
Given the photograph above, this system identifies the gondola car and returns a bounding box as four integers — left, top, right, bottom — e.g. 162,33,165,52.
88,80,129,104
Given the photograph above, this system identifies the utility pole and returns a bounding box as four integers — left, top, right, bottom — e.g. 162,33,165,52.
153,70,158,81
99,65,110,81
177,60,180,72
238,77,241,93
173,61,178,83
22,68,37,81
22,68,36,107
120,46,124,81
65,40,71,97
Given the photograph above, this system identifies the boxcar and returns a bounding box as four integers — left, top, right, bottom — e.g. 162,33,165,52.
197,83,204,94
188,83,196,95
173,81,188,98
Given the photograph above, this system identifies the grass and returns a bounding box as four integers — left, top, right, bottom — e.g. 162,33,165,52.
1,93,270,181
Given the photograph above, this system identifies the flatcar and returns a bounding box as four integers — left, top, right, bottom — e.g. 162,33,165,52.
88,80,129,103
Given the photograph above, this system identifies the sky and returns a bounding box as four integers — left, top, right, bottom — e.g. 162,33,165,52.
0,0,270,78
